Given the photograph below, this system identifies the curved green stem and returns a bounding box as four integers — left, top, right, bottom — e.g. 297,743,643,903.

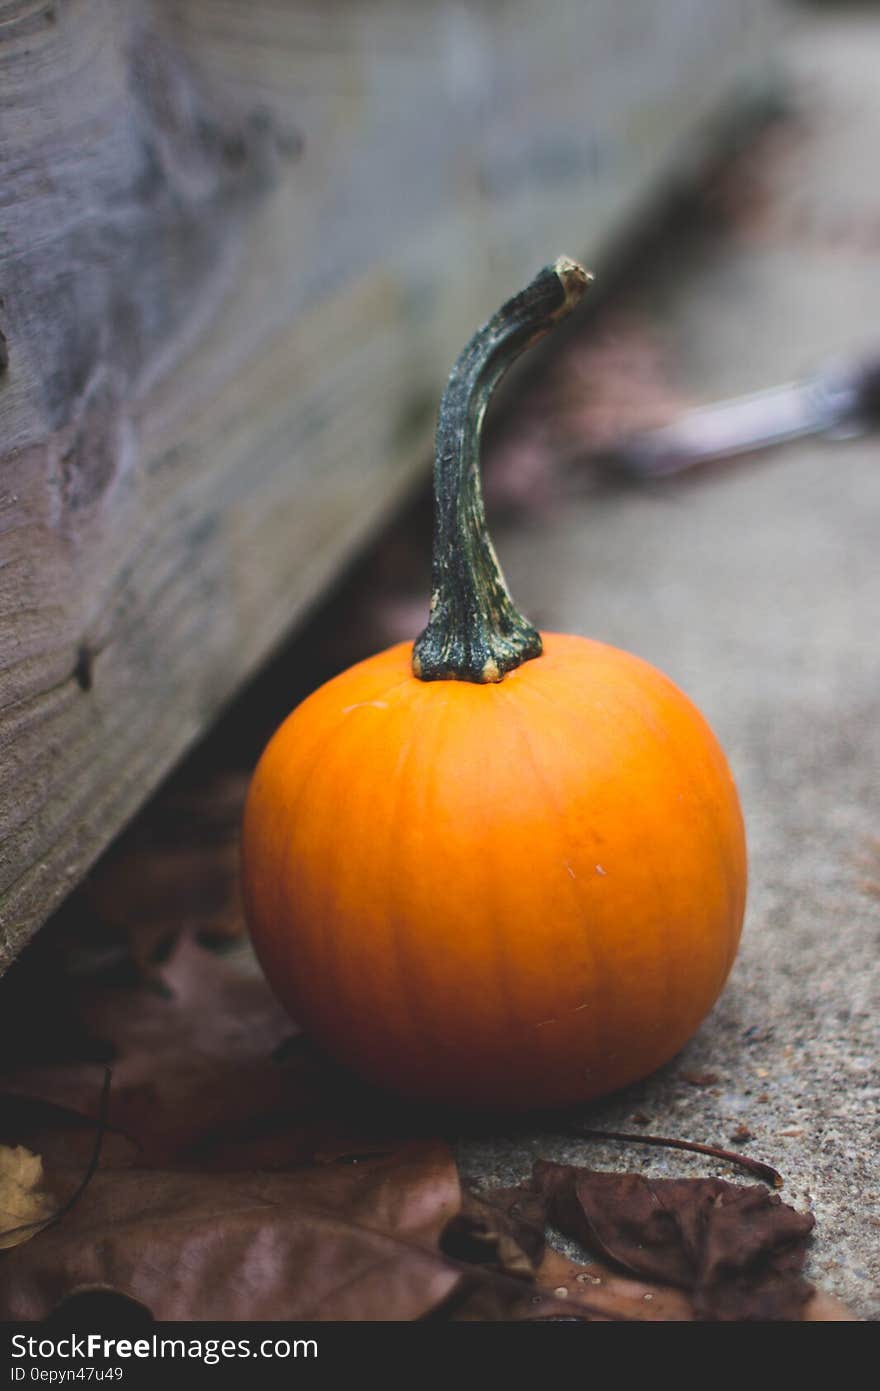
412,257,592,683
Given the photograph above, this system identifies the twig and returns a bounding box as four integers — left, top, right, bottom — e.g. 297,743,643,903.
564,1125,784,1188
0,1067,112,1243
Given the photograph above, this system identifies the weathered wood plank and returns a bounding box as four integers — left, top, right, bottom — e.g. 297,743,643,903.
0,0,776,966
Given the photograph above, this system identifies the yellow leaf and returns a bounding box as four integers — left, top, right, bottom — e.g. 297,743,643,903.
0,1146,54,1250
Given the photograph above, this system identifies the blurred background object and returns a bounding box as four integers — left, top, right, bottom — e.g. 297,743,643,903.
596,353,880,479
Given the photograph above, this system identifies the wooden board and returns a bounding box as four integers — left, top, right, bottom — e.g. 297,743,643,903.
0,0,777,967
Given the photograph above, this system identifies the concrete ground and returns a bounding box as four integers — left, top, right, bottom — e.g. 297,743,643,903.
456,6,880,1319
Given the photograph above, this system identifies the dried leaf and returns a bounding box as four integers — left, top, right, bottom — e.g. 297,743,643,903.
433,1187,565,1321
0,936,297,1165
435,1179,856,1323
0,1146,54,1250
0,1098,139,1173
79,771,249,967
532,1249,859,1322
0,1144,462,1322
802,1288,860,1321
532,1160,816,1320
533,1248,694,1321
441,1187,545,1279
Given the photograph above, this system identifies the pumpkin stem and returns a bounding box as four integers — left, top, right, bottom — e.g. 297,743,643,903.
412,257,593,683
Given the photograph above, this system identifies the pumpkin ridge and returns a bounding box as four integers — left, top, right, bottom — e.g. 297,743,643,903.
381,675,454,1076
496,675,604,1050
244,704,362,1001
505,644,743,1057
504,661,683,1069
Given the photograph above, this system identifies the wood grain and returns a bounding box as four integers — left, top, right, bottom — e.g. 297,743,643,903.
0,0,774,966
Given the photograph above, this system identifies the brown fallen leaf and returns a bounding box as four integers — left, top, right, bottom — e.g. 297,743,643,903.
0,935,298,1166
533,1248,695,1321
0,1144,464,1322
437,1186,630,1321
79,771,250,968
802,1289,860,1321
0,1098,139,1173
530,1248,859,1322
0,1146,55,1250
439,1177,858,1323
440,1187,546,1281
532,1160,815,1320
432,1188,617,1322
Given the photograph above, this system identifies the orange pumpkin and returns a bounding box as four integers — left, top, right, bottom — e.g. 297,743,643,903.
242,259,746,1109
